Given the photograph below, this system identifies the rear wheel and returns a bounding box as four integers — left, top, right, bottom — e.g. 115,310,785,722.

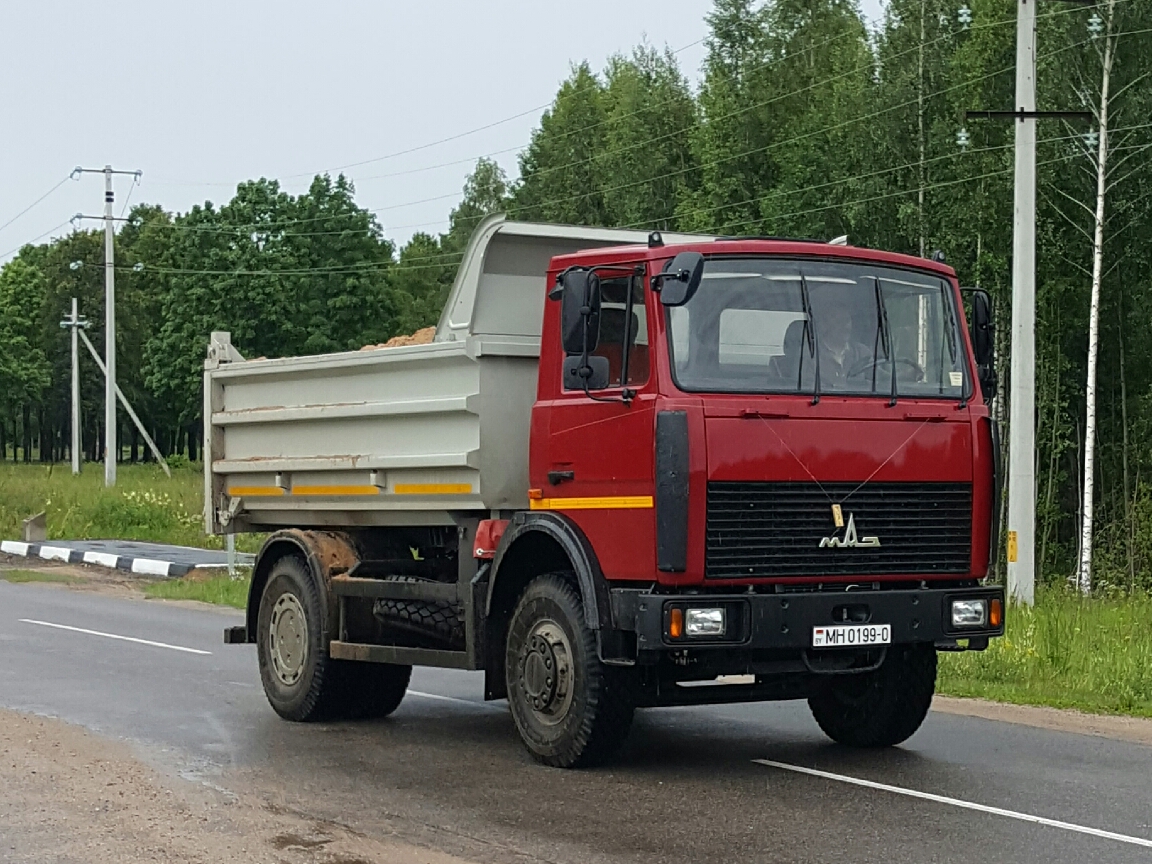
808,644,937,747
338,662,412,719
257,556,338,721
256,556,411,721
505,573,634,768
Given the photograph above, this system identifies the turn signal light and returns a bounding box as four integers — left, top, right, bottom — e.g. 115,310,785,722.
989,598,1003,628
669,607,684,639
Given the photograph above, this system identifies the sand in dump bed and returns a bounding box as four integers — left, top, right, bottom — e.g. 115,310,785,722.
361,326,436,351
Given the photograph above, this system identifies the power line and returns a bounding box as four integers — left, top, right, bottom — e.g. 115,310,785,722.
0,176,71,237
108,13,1019,241
153,0,1114,241
110,2,1108,244
0,220,72,260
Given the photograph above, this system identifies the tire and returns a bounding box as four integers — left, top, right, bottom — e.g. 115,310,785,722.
257,556,412,722
808,644,937,748
504,573,634,768
338,662,412,719
372,576,465,649
256,555,341,722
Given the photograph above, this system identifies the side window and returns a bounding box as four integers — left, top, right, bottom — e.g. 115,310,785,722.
562,274,649,391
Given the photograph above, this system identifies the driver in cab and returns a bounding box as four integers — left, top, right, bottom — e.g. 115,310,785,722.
814,294,872,391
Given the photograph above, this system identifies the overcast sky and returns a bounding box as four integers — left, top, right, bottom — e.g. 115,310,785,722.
0,0,886,261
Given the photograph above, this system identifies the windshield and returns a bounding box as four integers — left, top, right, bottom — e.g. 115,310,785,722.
666,257,967,399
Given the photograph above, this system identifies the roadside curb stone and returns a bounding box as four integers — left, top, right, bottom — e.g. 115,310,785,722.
0,539,254,578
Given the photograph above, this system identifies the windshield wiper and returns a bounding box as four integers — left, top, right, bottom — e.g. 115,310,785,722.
872,277,898,406
799,273,821,405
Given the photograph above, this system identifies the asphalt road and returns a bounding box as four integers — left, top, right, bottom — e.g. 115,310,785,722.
2,579,1150,864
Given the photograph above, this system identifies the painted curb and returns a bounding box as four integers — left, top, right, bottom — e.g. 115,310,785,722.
1,539,196,578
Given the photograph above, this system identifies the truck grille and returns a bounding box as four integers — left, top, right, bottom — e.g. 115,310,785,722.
706,482,972,578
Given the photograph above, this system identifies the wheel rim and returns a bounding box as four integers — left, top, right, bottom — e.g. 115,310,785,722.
517,619,574,726
269,592,308,686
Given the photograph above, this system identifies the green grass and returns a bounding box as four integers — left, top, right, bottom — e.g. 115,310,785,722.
144,572,251,609
0,462,260,552
939,589,1152,718
0,569,80,584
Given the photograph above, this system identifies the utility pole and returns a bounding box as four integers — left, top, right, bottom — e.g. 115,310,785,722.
964,0,1091,606
59,297,89,474
70,166,141,487
1008,0,1038,607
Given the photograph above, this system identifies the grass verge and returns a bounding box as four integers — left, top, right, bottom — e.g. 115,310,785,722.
938,589,1152,718
144,572,251,609
0,463,261,552
0,569,80,585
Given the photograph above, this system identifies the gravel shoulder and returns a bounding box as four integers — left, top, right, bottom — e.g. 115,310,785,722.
932,695,1152,747
0,709,476,864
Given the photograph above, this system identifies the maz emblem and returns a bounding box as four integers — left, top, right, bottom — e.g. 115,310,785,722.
819,513,881,548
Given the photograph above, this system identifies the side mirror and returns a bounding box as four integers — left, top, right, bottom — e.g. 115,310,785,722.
967,288,997,401
558,270,601,356
562,355,610,391
655,251,705,307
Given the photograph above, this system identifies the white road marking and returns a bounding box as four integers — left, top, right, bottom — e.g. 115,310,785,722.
754,759,1152,850
408,690,504,711
18,619,211,655
1,541,30,555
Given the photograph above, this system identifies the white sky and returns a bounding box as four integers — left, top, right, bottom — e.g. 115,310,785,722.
0,0,886,262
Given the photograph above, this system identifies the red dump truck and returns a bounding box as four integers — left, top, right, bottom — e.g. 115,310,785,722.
208,215,1004,767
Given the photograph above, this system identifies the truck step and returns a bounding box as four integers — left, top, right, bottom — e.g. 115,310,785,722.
329,641,474,670
330,574,459,603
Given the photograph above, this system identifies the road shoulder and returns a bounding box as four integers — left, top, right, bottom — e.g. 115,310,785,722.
932,695,1152,747
0,709,477,864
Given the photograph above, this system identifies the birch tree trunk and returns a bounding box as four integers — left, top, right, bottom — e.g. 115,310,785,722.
917,0,926,259
1077,0,1117,595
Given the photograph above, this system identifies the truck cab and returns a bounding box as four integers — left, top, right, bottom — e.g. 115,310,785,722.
212,216,1004,768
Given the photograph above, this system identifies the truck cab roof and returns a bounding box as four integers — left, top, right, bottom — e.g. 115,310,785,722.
550,237,958,281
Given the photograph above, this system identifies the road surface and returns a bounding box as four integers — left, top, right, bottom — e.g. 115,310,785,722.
1,579,1149,864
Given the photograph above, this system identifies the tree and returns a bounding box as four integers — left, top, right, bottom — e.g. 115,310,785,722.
511,63,609,225
0,259,51,450
598,45,699,229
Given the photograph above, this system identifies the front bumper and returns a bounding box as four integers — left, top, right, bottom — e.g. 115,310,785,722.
613,585,1004,654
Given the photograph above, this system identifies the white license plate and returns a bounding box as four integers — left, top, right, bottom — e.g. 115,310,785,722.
812,624,891,648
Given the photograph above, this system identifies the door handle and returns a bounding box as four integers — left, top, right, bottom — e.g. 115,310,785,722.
548,470,575,485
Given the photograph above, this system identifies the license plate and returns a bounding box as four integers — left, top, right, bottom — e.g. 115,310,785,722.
812,624,891,648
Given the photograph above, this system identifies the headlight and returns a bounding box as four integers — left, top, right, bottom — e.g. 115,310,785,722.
685,607,726,637
951,599,988,628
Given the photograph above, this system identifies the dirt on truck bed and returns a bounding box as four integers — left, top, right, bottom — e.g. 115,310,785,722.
361,326,436,350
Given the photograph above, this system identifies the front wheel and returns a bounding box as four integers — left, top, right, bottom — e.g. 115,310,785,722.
808,644,937,747
505,573,634,768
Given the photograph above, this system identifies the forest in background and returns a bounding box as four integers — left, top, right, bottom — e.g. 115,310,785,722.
1,0,1150,590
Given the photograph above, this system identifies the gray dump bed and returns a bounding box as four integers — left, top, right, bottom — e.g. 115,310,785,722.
204,216,711,533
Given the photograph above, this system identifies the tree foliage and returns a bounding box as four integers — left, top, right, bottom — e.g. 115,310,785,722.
1,0,1150,588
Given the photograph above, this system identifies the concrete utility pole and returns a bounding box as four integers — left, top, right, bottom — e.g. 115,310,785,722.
59,298,89,474
966,2,1092,605
1007,0,1038,606
70,166,141,487
103,167,116,487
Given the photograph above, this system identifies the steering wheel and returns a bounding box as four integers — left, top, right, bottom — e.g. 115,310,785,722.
844,356,877,379
844,356,925,382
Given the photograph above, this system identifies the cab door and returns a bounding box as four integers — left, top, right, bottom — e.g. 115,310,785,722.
538,269,657,582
